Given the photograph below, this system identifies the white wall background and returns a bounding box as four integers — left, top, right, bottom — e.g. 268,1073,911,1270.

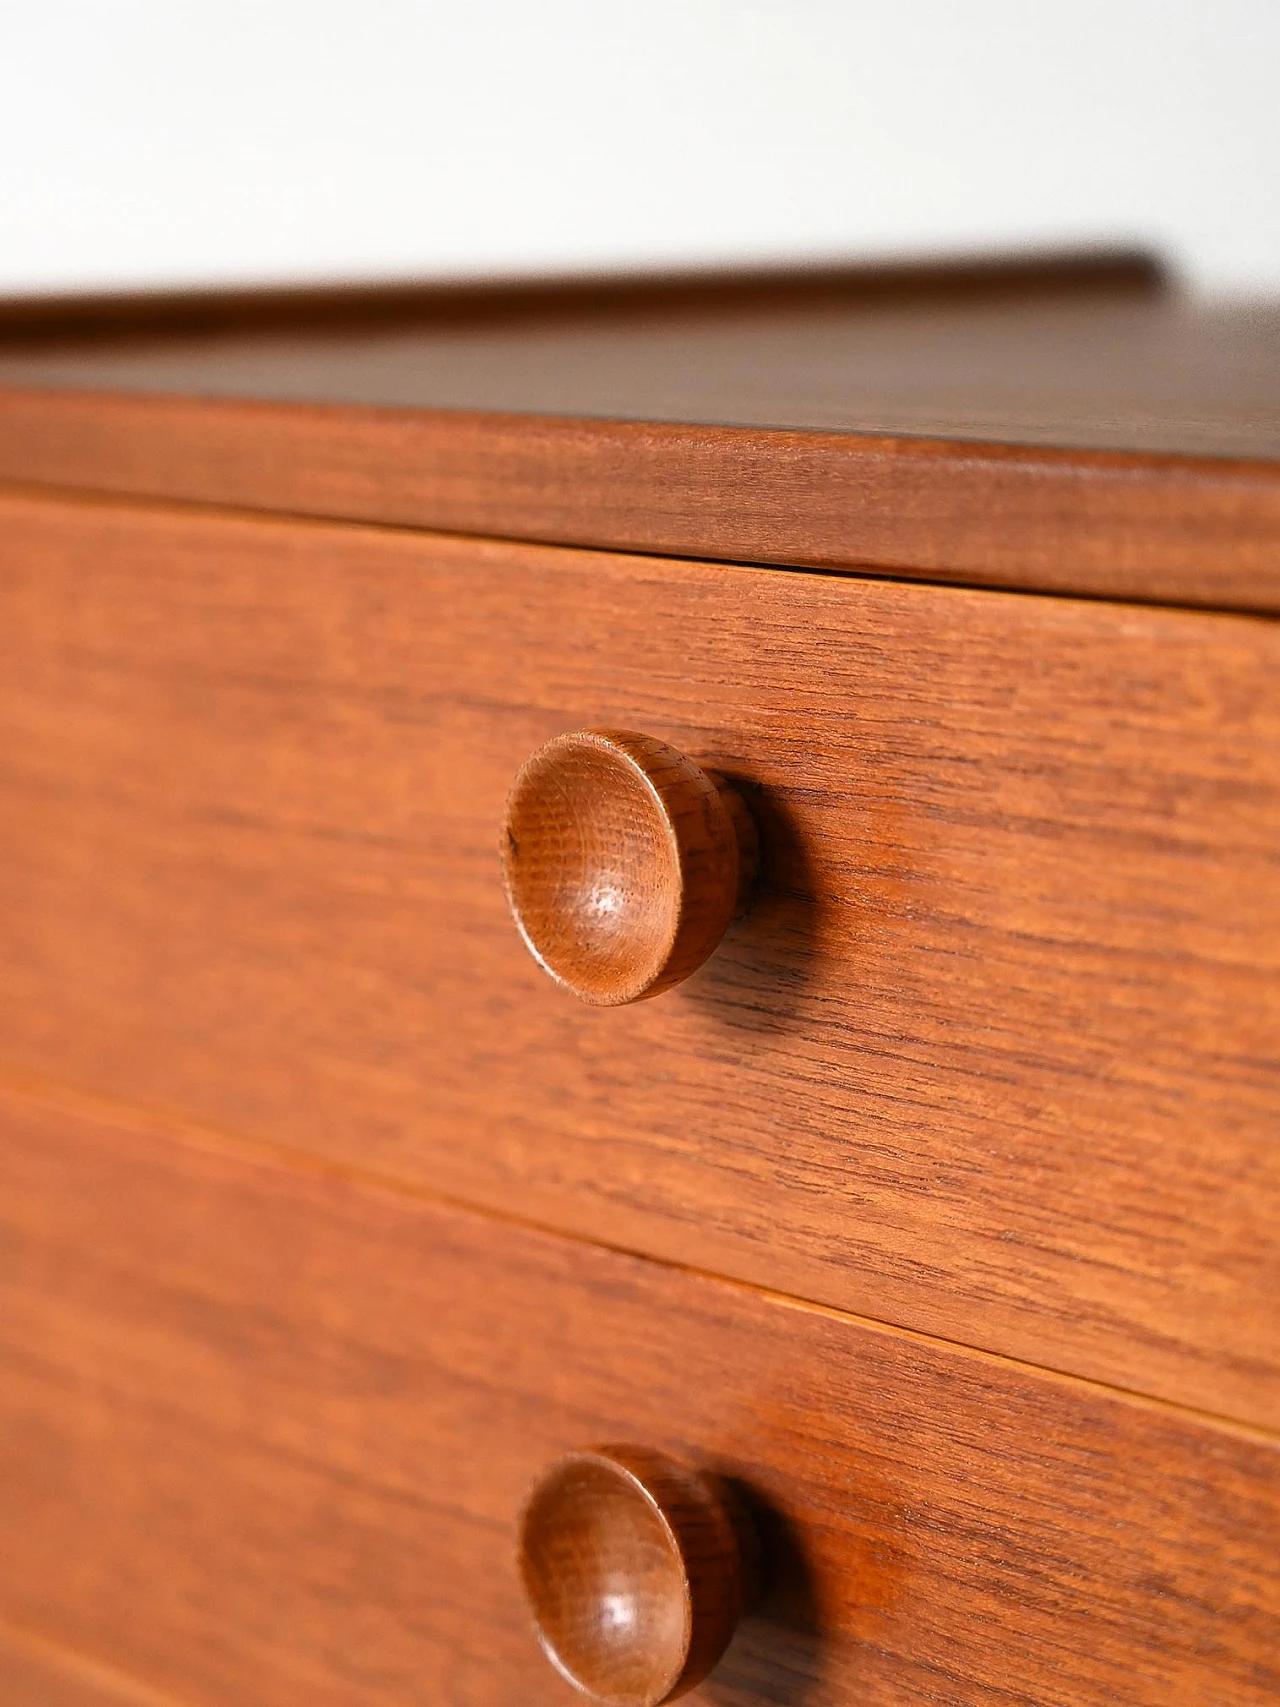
2,0,1278,299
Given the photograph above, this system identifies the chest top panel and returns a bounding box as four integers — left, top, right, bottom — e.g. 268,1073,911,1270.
0,255,1278,611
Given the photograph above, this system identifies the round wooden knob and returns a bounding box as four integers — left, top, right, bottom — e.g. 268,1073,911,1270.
517,1445,757,1707
501,730,758,1005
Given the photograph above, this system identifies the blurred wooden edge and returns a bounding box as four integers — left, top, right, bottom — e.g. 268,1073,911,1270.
0,247,1167,345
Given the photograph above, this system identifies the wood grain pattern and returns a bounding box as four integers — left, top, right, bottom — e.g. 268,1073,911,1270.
0,491,1277,1426
1,391,1279,614
0,1620,187,1707
0,1077,1276,1707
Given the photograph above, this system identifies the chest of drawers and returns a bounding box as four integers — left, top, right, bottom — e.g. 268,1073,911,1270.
0,259,1276,1706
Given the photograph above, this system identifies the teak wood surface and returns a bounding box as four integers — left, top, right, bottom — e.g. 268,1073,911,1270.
0,1076,1276,1707
0,491,1277,1426
0,1622,178,1707
1,283,1280,611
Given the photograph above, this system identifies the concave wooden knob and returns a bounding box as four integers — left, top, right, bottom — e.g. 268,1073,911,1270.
501,730,758,1005
518,1445,758,1707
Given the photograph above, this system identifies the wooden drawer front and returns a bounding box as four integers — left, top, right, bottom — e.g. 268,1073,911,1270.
1,1078,1276,1707
0,492,1278,1424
